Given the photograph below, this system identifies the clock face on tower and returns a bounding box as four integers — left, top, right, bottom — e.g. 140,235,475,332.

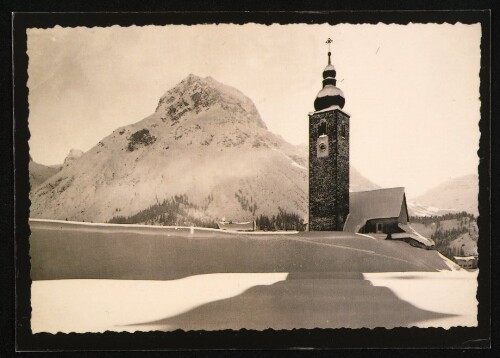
317,134,329,158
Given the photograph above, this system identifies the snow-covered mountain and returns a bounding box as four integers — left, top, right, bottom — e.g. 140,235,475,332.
29,157,59,190
408,174,478,217
63,148,84,168
29,149,85,193
407,202,460,217
350,167,380,192
31,75,312,222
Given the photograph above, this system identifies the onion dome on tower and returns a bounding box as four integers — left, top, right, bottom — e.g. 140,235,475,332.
314,50,345,111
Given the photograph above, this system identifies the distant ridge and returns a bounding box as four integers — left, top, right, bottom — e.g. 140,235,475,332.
408,174,478,216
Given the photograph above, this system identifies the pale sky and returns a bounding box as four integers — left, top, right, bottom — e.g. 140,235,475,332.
27,23,481,198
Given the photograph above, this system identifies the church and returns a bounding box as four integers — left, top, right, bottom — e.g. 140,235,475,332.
308,39,434,249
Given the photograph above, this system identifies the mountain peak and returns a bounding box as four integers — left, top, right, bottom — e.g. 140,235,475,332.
63,148,84,167
31,75,304,222
155,74,267,129
183,73,203,83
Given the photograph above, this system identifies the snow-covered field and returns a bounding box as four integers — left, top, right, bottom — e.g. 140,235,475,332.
29,220,478,332
31,270,477,333
31,273,287,333
364,270,478,328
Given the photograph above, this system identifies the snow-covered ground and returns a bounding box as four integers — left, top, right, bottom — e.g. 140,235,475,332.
31,273,287,334
364,270,478,329
31,270,477,333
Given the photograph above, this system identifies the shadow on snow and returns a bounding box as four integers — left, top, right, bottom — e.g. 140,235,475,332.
127,272,454,330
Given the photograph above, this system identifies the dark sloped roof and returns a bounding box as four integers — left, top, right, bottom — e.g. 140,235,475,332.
343,187,406,232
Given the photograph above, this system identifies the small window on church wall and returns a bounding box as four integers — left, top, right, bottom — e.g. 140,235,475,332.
340,123,346,138
318,120,327,136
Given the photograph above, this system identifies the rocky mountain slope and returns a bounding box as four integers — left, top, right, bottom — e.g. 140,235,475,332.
350,167,380,192
62,149,83,168
31,75,310,222
29,157,60,190
408,174,478,216
29,150,84,193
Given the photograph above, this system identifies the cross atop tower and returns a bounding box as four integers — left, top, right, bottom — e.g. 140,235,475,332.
326,38,333,64
326,37,333,51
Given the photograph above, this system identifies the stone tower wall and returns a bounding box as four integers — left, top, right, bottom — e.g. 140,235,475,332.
308,108,350,231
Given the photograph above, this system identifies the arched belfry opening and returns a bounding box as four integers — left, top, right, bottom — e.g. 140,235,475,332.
308,37,350,231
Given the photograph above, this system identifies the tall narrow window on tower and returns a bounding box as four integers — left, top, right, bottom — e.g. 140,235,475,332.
319,119,327,136
308,37,350,231
340,123,346,138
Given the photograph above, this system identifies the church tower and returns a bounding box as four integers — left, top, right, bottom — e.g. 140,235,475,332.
308,39,350,231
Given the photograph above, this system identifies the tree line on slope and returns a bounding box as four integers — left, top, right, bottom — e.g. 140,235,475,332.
108,194,218,228
234,190,258,215
410,212,477,260
255,208,305,231
431,226,471,259
410,211,475,225
108,195,305,231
